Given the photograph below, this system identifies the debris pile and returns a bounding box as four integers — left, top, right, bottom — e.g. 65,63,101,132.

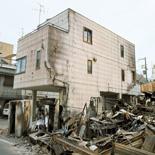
0,128,8,135
29,102,155,155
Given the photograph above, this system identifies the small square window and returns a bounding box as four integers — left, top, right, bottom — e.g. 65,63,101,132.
87,60,92,74
120,45,124,58
121,69,125,81
83,27,92,44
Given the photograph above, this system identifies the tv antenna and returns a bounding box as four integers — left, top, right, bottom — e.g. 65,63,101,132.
37,3,45,25
21,27,24,37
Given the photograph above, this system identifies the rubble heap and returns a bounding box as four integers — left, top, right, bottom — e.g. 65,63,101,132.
29,103,155,155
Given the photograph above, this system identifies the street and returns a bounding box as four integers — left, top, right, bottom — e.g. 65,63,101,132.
0,117,32,155
0,139,19,155
0,117,8,129
0,117,16,155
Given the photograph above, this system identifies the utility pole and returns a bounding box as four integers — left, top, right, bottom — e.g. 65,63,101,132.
144,57,148,82
0,52,2,66
139,57,148,82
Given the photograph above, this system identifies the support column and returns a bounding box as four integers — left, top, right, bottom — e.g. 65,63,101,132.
53,99,59,130
118,93,122,100
57,89,66,129
100,96,106,111
32,90,37,121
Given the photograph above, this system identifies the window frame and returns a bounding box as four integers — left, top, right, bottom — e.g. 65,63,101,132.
121,69,125,82
83,27,93,44
132,71,136,83
87,59,93,74
36,49,41,70
3,75,14,87
120,45,124,58
16,56,27,74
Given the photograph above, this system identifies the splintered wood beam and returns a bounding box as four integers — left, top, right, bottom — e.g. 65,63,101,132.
55,136,98,155
115,143,155,155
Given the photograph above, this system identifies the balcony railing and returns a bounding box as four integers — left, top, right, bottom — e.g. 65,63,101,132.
0,87,22,99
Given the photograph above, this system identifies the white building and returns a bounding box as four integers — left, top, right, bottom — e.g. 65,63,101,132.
152,65,155,81
14,9,136,113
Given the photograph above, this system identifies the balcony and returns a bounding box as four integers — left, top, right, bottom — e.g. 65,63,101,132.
0,86,22,99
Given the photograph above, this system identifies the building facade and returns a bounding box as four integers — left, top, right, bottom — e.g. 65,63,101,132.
14,9,136,113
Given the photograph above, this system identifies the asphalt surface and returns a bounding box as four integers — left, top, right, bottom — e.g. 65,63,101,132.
0,117,8,129
0,139,18,155
0,117,17,155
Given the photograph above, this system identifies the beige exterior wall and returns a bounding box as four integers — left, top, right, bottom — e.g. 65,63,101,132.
67,10,135,111
0,41,13,63
14,9,136,112
14,26,52,89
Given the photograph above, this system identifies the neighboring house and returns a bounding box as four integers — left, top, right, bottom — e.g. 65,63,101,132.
128,73,147,96
14,9,136,114
0,41,14,64
136,73,147,84
0,42,58,116
0,61,22,114
151,65,155,81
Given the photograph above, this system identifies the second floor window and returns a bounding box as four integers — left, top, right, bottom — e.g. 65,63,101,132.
83,27,92,44
16,56,26,74
132,71,136,82
87,60,92,74
121,69,125,81
120,45,124,58
36,50,41,70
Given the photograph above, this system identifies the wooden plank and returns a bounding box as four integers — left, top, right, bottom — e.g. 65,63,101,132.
115,143,155,155
121,131,144,145
55,136,98,155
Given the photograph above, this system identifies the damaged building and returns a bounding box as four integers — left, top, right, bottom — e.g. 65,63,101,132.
14,8,136,118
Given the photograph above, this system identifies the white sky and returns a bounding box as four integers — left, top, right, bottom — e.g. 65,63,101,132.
0,0,155,77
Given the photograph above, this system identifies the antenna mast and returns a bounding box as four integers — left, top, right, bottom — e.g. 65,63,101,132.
38,3,45,25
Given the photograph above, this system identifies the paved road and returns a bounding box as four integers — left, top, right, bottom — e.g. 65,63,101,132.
0,139,18,155
0,117,8,129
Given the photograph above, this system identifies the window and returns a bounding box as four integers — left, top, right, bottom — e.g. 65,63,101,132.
132,71,136,82
16,57,26,74
87,60,92,74
120,45,124,58
83,27,92,44
121,69,125,81
36,50,41,69
3,76,14,87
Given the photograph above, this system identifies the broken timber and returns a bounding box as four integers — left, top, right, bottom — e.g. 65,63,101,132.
115,143,155,155
54,136,98,155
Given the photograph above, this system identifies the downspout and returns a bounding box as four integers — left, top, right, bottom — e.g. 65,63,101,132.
44,26,56,81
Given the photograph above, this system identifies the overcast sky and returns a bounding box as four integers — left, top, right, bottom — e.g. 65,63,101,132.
0,0,155,77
